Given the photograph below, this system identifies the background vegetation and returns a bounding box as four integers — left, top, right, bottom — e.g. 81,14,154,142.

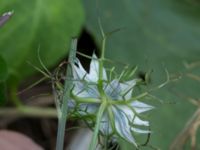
1,0,200,149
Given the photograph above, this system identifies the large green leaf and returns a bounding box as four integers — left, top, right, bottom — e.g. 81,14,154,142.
0,55,8,82
0,82,7,105
0,55,7,105
0,0,84,78
83,0,200,149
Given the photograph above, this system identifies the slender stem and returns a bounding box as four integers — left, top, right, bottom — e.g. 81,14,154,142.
99,38,106,81
127,92,148,103
89,101,107,150
0,106,57,118
170,108,200,150
70,92,100,103
56,38,77,150
10,80,23,107
97,19,106,94
98,38,106,95
101,38,106,60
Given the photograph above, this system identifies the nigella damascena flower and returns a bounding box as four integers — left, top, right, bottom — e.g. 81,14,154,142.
69,54,154,146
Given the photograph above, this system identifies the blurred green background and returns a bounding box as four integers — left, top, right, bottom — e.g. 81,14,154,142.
1,0,200,149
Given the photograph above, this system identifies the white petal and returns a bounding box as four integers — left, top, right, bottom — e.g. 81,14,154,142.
68,100,75,108
72,60,87,80
104,79,121,99
73,80,99,98
102,68,107,80
116,105,134,121
88,54,107,82
120,80,136,99
79,103,98,114
77,89,97,98
131,128,151,134
88,54,99,82
78,86,99,98
116,105,149,126
133,117,149,126
112,107,137,146
131,101,154,113
72,81,85,94
100,114,112,135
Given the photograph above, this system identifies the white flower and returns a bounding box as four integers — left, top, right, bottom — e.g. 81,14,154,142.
69,54,154,146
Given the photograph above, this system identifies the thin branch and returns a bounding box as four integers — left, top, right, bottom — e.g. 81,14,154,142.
0,106,57,118
56,38,77,150
170,108,200,150
186,73,200,82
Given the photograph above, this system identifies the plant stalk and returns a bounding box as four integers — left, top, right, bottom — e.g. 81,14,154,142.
89,101,107,150
56,38,77,150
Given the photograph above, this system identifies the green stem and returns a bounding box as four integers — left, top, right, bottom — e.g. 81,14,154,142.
71,93,100,103
0,106,57,118
9,79,23,107
127,92,148,103
56,38,77,150
99,38,106,81
89,101,107,150
98,38,106,95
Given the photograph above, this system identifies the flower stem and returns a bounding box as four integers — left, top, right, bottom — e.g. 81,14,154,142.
0,106,57,117
99,38,106,79
98,18,106,89
98,37,106,94
89,101,107,150
70,92,100,103
56,38,77,150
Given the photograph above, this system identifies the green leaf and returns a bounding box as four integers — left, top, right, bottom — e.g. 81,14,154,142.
0,0,84,78
0,55,8,82
83,0,200,149
0,82,7,105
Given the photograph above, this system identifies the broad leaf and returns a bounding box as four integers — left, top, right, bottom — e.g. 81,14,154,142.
0,55,8,82
0,55,7,105
0,0,84,78
83,0,200,149
0,82,7,105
